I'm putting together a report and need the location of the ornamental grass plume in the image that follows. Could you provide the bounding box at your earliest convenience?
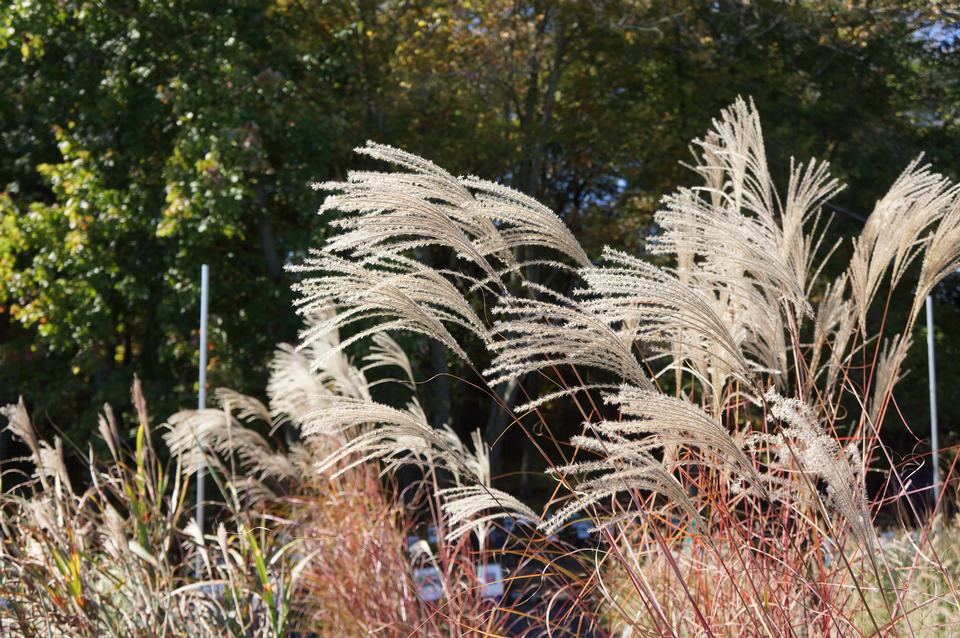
[287,96,960,636]
[5,97,960,637]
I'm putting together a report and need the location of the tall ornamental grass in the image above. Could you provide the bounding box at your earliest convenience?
[3,98,960,636]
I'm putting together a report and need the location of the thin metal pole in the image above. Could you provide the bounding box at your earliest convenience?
[196,264,209,575]
[925,295,940,510]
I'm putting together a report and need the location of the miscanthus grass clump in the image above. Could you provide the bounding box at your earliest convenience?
[3,98,960,637]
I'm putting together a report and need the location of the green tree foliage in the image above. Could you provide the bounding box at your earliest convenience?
[0,0,957,468]
[0,1,337,442]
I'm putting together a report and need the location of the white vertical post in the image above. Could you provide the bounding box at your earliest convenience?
[196,264,209,575]
[925,294,940,510]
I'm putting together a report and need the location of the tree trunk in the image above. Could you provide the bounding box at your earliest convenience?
[257,198,284,284]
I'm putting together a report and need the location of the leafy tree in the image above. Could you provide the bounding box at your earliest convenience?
[0,0,957,484]
[0,1,338,443]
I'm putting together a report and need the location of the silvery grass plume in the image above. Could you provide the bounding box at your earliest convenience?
[541,387,756,535]
[289,97,960,563]
[167,308,492,502]
[438,430,543,546]
[484,285,654,396]
[164,309,382,502]
[291,336,491,486]
[849,158,959,332]
[162,398,302,501]
[298,141,596,372]
[440,483,542,544]
[359,337,486,482]
[912,191,960,317]
[868,334,912,428]
[300,397,475,480]
[808,272,856,397]
[762,390,873,553]
[267,309,371,436]
[656,100,841,320]
[313,141,590,273]
[578,249,758,395]
[544,446,697,537]
[651,100,848,403]
[289,253,489,364]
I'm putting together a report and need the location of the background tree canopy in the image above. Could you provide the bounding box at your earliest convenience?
[1,0,958,493]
